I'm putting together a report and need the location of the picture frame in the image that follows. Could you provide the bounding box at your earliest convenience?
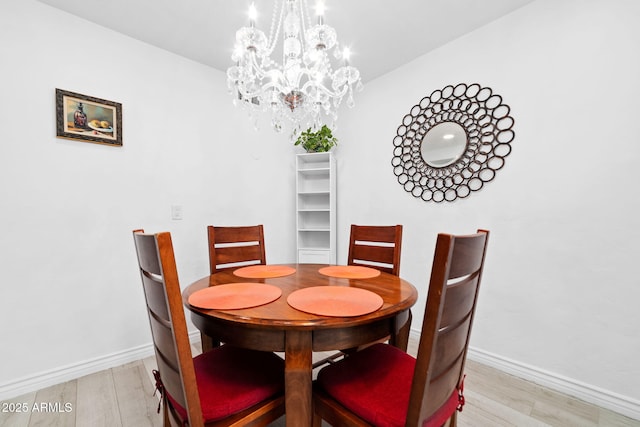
[56,89,123,147]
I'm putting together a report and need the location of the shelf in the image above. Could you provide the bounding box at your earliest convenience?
[298,231,330,249]
[297,193,329,211]
[296,153,335,264]
[298,168,330,175]
[298,210,329,230]
[298,249,331,264]
[297,175,330,192]
[297,152,331,170]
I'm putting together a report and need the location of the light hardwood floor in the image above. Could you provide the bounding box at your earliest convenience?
[2,340,638,427]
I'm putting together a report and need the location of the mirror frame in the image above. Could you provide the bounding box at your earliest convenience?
[391,83,515,202]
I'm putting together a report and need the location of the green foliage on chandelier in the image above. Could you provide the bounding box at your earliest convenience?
[294,125,338,152]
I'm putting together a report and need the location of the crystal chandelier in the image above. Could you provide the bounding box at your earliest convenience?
[226,0,363,137]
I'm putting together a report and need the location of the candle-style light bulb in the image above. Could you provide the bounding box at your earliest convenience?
[315,1,325,24]
[343,47,351,65]
[248,2,257,27]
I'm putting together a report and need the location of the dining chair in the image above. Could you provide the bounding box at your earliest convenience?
[132,230,285,427]
[313,224,406,369]
[313,229,490,427]
[349,224,410,349]
[348,224,403,276]
[203,224,267,351]
[208,225,266,274]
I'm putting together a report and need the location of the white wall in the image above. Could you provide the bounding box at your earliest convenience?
[0,0,297,393]
[335,0,640,410]
[2,0,640,419]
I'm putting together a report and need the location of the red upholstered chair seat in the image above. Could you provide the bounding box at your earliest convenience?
[165,345,284,423]
[316,343,462,427]
[316,343,414,427]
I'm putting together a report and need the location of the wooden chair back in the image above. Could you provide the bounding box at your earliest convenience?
[132,229,204,426]
[347,224,403,276]
[407,229,490,426]
[208,225,266,274]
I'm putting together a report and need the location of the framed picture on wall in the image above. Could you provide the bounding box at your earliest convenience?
[55,89,123,147]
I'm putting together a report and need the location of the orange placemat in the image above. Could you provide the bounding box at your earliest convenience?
[287,286,383,317]
[318,265,381,279]
[188,283,282,310]
[233,265,297,278]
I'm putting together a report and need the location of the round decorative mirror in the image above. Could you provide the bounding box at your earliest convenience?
[392,83,515,202]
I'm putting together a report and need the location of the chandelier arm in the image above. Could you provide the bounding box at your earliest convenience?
[247,52,270,81]
[286,65,311,90]
[300,79,350,98]
[239,81,286,99]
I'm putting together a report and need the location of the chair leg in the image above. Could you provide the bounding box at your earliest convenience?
[200,332,220,353]
[162,396,171,427]
[449,410,457,427]
[312,412,323,427]
[390,310,412,352]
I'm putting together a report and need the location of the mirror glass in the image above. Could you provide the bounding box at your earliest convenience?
[421,122,467,167]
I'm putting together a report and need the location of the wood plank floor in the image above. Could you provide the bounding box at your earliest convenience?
[2,339,638,427]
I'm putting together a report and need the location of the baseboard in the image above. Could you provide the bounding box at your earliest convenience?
[467,346,640,421]
[0,331,201,402]
[4,334,639,422]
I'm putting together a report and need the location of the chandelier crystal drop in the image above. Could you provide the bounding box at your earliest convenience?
[227,0,363,137]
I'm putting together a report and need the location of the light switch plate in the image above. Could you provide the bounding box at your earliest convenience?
[171,205,183,220]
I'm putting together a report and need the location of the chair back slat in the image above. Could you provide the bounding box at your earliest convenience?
[148,312,181,373]
[154,335,188,410]
[208,225,266,273]
[348,224,403,276]
[132,230,204,427]
[449,236,487,279]
[134,232,162,274]
[213,225,264,243]
[421,353,465,417]
[214,245,264,268]
[351,245,397,266]
[439,274,480,331]
[140,273,170,322]
[408,229,489,426]
[351,225,400,243]
[430,315,472,379]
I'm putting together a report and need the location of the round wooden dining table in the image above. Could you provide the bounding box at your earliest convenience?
[182,263,418,427]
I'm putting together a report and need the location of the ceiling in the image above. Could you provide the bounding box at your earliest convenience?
[37,0,535,82]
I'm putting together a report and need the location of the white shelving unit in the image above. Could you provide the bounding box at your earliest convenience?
[296,152,336,264]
